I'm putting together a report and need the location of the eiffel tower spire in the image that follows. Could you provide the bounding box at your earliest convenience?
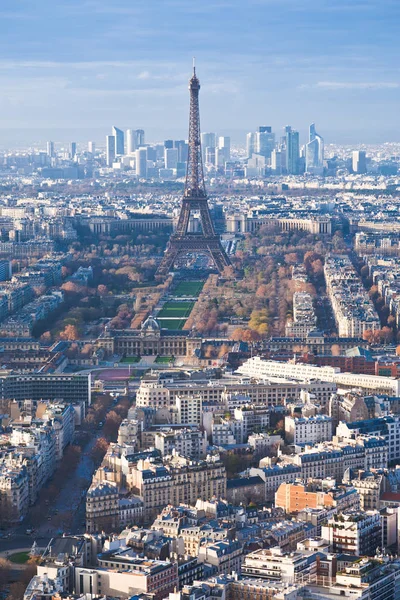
[156,65,231,278]
[184,63,206,199]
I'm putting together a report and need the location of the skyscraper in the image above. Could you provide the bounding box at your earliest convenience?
[218,136,231,162]
[256,126,275,159]
[352,150,367,174]
[164,139,174,149]
[106,135,116,167]
[271,149,285,174]
[126,130,136,154]
[305,123,324,173]
[135,129,145,147]
[135,148,147,178]
[112,127,124,156]
[285,127,300,174]
[70,142,77,159]
[201,132,216,162]
[164,147,178,169]
[88,141,95,154]
[205,147,216,166]
[246,132,257,159]
[47,141,55,158]
[174,140,188,163]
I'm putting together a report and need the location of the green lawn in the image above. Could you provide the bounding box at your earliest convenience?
[157,301,194,318]
[174,280,204,297]
[120,356,140,363]
[155,356,174,364]
[9,552,30,564]
[157,318,186,330]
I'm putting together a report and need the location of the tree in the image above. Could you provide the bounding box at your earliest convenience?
[381,326,394,343]
[103,411,122,440]
[40,331,52,343]
[284,253,298,265]
[7,582,26,600]
[97,284,109,296]
[230,328,260,342]
[0,558,11,588]
[59,324,79,340]
[61,281,86,294]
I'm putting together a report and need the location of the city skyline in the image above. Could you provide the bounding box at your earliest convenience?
[0,0,399,144]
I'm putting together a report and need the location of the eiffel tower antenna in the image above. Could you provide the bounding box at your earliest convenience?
[156,64,231,278]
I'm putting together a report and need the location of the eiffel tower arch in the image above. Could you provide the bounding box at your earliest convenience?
[156,66,231,278]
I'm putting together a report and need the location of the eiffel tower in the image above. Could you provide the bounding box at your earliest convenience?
[156,64,231,278]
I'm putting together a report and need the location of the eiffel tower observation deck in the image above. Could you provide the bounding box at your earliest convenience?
[156,64,231,278]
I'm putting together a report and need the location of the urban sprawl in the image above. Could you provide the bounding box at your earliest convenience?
[3,68,400,600]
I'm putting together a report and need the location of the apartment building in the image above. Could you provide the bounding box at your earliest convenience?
[0,464,29,525]
[321,510,381,555]
[127,453,226,521]
[284,414,332,444]
[86,481,119,533]
[324,254,380,337]
[136,375,336,411]
[285,292,317,337]
[75,559,178,600]
[197,540,243,575]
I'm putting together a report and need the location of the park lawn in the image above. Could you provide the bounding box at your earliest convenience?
[120,356,140,363]
[155,356,174,364]
[174,280,204,297]
[9,552,30,564]
[157,301,194,318]
[157,318,186,330]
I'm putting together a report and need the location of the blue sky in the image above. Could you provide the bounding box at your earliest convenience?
[0,0,399,145]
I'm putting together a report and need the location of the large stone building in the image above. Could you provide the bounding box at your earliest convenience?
[126,452,226,521]
[96,318,201,358]
[136,374,336,410]
[86,480,119,533]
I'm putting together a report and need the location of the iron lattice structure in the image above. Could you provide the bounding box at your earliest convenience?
[156,67,231,277]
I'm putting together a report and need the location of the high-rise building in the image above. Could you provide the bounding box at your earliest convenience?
[173,140,188,163]
[305,123,324,173]
[70,142,77,159]
[126,129,136,154]
[218,136,231,162]
[88,141,95,154]
[164,147,178,169]
[201,132,216,149]
[285,127,300,174]
[256,126,275,159]
[106,135,116,167]
[112,126,124,156]
[164,139,174,149]
[135,129,145,147]
[271,149,285,174]
[215,146,226,168]
[205,147,216,166]
[246,132,257,159]
[201,132,216,161]
[135,147,147,178]
[46,141,54,158]
[352,150,367,174]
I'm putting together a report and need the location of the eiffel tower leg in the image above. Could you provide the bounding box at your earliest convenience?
[176,200,191,236]
[156,244,180,278]
[199,204,215,237]
[209,246,231,273]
